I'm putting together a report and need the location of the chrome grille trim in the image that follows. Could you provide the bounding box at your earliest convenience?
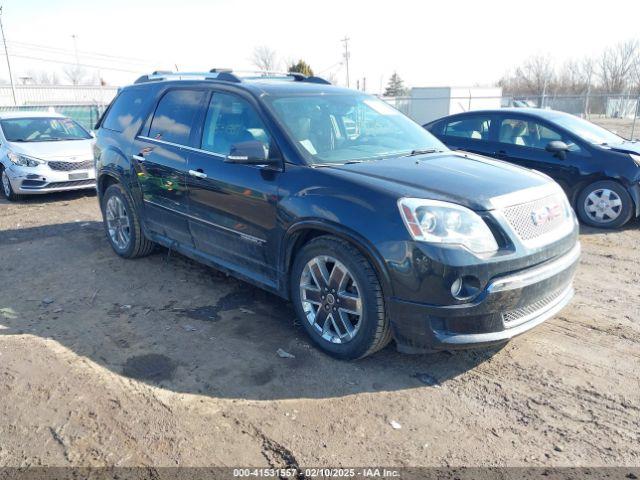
[502,285,572,328]
[48,160,94,171]
[502,193,567,241]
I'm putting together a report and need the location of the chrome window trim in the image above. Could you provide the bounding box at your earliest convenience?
[137,135,227,159]
[143,199,265,244]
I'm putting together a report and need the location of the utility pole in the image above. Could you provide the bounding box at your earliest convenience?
[71,34,79,65]
[0,7,17,106]
[341,36,350,88]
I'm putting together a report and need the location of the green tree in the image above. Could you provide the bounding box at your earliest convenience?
[288,59,314,77]
[384,72,408,96]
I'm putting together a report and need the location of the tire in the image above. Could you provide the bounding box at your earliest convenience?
[101,183,154,258]
[1,165,23,201]
[576,180,633,229]
[291,236,391,360]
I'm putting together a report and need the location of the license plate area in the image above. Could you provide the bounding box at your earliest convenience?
[69,172,89,180]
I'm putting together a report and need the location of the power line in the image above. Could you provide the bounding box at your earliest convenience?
[7,39,159,64]
[7,53,145,73]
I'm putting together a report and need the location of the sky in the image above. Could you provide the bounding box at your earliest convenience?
[2,0,639,93]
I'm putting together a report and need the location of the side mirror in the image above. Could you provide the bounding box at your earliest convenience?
[225,140,274,165]
[546,140,569,160]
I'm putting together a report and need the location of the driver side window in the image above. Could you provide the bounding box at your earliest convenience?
[499,117,580,152]
[201,92,271,156]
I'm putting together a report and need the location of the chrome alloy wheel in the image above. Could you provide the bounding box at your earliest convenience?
[299,255,362,344]
[105,195,131,250]
[1,170,11,198]
[584,188,622,224]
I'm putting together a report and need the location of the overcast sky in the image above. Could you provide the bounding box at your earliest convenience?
[2,0,639,92]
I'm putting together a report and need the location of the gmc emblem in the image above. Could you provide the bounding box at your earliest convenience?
[531,203,563,226]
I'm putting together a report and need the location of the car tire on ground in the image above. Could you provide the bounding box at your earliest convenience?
[576,180,633,229]
[291,236,392,360]
[1,165,22,202]
[101,183,154,258]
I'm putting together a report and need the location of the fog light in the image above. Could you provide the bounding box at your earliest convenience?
[451,278,463,298]
[450,275,481,300]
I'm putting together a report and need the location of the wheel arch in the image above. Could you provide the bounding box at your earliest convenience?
[280,220,394,301]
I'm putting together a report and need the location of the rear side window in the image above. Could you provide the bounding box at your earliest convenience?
[148,89,205,145]
[102,89,145,132]
[444,116,492,140]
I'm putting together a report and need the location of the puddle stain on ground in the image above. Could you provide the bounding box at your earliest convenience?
[177,288,291,322]
[122,354,176,381]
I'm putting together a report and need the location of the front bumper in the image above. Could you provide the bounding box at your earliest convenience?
[389,242,581,353]
[5,163,96,194]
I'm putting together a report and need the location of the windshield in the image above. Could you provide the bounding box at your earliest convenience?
[0,117,92,142]
[551,114,625,145]
[266,94,447,164]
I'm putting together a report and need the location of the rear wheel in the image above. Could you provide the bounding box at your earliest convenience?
[1,166,22,201]
[101,183,154,258]
[291,236,391,360]
[576,180,633,229]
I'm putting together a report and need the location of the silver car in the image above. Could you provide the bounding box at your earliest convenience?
[0,111,96,201]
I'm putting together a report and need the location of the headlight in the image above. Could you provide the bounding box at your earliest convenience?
[398,198,498,254]
[630,154,640,167]
[7,152,45,167]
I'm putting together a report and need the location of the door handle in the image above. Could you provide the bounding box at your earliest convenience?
[495,150,508,158]
[189,169,207,179]
[132,154,146,162]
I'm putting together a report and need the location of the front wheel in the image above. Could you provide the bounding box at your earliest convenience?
[1,166,22,201]
[291,236,391,360]
[576,180,633,229]
[101,183,154,258]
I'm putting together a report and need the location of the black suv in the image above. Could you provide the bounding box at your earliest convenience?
[95,70,580,359]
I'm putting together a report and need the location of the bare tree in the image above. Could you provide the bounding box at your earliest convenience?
[499,55,555,96]
[63,64,88,85]
[26,69,60,85]
[516,54,555,95]
[599,39,639,92]
[252,46,278,73]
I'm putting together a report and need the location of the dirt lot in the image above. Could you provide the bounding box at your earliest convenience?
[0,190,639,469]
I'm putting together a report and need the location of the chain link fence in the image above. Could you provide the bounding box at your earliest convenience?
[382,92,640,139]
[0,85,638,138]
[0,85,118,131]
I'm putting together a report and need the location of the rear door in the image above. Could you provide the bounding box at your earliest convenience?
[131,88,207,247]
[185,90,282,287]
[437,114,498,156]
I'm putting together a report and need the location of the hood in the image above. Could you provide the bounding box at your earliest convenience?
[603,141,640,155]
[8,138,95,161]
[324,151,553,210]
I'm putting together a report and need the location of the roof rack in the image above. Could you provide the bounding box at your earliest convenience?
[133,69,331,85]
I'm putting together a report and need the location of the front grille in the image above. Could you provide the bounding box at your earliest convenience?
[501,193,567,242]
[502,287,567,327]
[48,160,94,171]
[43,179,96,189]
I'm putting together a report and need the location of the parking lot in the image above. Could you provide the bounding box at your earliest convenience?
[0,190,639,468]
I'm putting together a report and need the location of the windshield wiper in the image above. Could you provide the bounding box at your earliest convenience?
[401,148,441,157]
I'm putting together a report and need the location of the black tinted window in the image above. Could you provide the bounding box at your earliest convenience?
[102,89,145,132]
[444,116,492,140]
[201,93,271,155]
[149,89,205,145]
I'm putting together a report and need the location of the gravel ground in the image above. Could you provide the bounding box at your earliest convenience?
[0,191,639,469]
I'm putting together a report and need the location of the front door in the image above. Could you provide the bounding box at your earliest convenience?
[186,90,282,287]
[494,116,584,192]
[132,88,207,247]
